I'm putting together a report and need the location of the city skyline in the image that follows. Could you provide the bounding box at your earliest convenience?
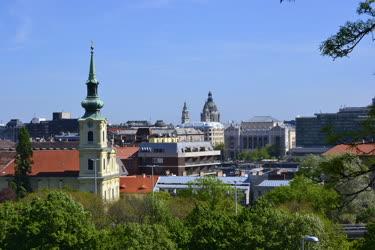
[1,0,374,124]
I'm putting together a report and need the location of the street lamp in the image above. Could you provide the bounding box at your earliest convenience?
[234,180,238,215]
[90,158,100,195]
[301,235,319,250]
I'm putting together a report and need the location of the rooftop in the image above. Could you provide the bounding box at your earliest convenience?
[257,180,290,187]
[245,116,280,123]
[323,143,375,156]
[115,146,139,159]
[119,175,159,194]
[1,150,80,177]
[179,121,224,129]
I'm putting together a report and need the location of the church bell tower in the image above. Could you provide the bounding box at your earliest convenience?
[78,45,119,201]
[181,102,190,124]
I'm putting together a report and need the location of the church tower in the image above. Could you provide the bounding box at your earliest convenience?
[201,91,220,122]
[181,102,190,124]
[78,45,119,201]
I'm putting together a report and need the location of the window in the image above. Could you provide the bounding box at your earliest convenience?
[103,158,106,170]
[102,131,105,142]
[88,159,94,170]
[88,131,93,143]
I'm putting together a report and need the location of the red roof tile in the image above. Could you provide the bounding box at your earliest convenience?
[119,175,159,194]
[0,151,16,169]
[1,150,80,177]
[115,146,139,159]
[324,143,375,156]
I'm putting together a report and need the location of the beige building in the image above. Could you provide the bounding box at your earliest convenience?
[225,116,296,159]
[179,122,224,147]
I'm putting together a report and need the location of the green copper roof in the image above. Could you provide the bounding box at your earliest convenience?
[87,44,98,84]
[81,45,105,119]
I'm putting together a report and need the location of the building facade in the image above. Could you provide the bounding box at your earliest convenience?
[296,97,375,147]
[180,122,225,147]
[224,116,296,159]
[78,46,119,201]
[138,141,221,176]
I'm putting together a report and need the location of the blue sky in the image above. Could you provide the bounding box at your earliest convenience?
[0,0,374,124]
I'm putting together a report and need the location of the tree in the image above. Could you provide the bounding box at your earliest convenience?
[0,187,16,203]
[281,0,375,59]
[361,223,375,250]
[320,0,375,59]
[185,204,239,250]
[298,154,375,223]
[14,127,33,197]
[0,191,98,249]
[236,205,350,250]
[261,176,340,216]
[183,176,238,211]
[100,223,177,250]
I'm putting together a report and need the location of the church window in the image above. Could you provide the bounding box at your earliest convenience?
[88,131,93,143]
[103,158,106,170]
[103,131,105,142]
[88,159,94,170]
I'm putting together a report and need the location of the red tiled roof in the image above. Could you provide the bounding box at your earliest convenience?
[0,151,16,169]
[324,143,375,156]
[115,146,139,159]
[1,150,80,177]
[119,175,159,194]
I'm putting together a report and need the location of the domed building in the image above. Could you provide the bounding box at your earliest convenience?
[201,91,220,122]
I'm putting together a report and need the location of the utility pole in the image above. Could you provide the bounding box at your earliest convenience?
[234,180,238,215]
[91,158,100,196]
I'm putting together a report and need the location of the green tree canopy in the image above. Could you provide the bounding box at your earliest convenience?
[237,205,350,250]
[0,191,97,249]
[100,223,177,250]
[14,127,33,197]
[261,176,340,216]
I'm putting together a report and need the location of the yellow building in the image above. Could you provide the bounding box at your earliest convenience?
[149,136,179,143]
[0,46,120,201]
[78,45,119,201]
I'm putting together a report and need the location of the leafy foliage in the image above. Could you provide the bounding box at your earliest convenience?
[282,0,375,59]
[237,205,350,250]
[14,127,33,197]
[186,204,239,250]
[100,223,177,250]
[182,176,239,212]
[238,146,272,161]
[321,0,375,59]
[261,176,340,216]
[0,191,97,249]
[298,154,375,223]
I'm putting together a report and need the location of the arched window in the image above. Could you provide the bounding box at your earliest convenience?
[88,131,93,143]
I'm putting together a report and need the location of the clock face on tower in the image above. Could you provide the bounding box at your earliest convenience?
[87,121,93,128]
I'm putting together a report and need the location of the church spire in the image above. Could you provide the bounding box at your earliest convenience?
[181,101,190,124]
[81,44,104,118]
[88,43,97,84]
